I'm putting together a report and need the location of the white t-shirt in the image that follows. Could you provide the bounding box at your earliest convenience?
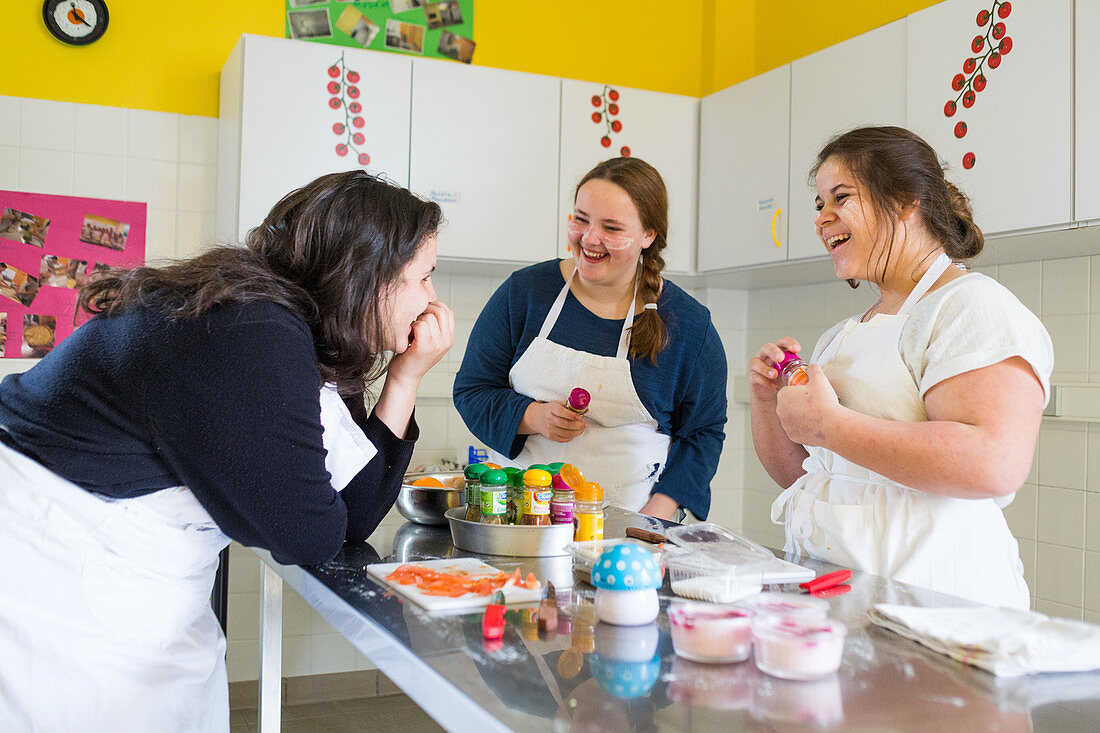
[811,272,1054,406]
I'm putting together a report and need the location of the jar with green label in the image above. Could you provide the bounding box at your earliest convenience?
[479,469,509,525]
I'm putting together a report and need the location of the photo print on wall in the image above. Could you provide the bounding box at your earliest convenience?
[285,0,474,64]
[0,190,145,358]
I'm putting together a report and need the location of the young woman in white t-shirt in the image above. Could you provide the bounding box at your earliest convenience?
[750,126,1053,609]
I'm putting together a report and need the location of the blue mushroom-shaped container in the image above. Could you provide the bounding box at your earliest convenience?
[590,652,661,699]
[591,544,662,626]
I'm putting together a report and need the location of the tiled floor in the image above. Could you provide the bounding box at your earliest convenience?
[229,694,445,733]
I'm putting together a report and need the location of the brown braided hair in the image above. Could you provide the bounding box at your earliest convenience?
[574,157,669,363]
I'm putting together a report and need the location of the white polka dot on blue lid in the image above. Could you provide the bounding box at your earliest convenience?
[624,576,634,587]
[616,560,626,571]
[631,560,641,571]
[593,572,601,583]
[607,575,616,586]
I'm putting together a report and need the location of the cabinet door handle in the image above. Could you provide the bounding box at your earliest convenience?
[771,208,782,248]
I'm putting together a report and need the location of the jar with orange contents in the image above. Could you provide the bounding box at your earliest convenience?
[775,350,809,387]
[574,481,604,541]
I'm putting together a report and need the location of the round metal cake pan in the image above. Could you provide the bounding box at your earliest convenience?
[446,508,574,557]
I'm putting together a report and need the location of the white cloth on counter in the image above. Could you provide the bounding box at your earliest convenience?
[868,603,1100,677]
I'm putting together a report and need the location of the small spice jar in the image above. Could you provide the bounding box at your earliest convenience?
[574,481,604,541]
[521,469,553,526]
[566,387,591,416]
[463,463,489,521]
[507,468,525,524]
[775,350,809,387]
[550,473,575,525]
[479,469,509,524]
[502,467,522,524]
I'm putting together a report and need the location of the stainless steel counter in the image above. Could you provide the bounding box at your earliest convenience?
[254,507,1100,732]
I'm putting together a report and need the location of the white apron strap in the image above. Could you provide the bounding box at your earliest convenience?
[537,273,574,341]
[545,265,640,360]
[896,252,954,319]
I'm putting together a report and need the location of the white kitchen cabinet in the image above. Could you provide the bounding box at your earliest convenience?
[697,65,790,271]
[409,59,560,263]
[906,0,1072,235]
[558,80,698,274]
[217,35,413,245]
[788,20,908,260]
[1075,0,1100,223]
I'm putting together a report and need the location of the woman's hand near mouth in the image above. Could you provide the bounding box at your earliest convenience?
[376,300,454,437]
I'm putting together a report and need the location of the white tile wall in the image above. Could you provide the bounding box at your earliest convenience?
[735,255,1100,621]
[0,95,218,263]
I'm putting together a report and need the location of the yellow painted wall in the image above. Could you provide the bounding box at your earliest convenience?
[1,0,941,117]
[477,1,707,99]
[746,0,942,89]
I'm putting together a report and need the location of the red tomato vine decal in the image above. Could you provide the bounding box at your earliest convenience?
[943,1,1013,169]
[590,86,630,157]
[327,52,370,166]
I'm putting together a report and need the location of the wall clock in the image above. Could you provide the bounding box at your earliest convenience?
[43,0,109,46]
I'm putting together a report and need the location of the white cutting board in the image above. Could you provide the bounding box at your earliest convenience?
[366,558,543,612]
[761,557,816,585]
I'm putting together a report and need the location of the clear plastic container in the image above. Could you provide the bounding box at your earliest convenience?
[565,538,687,579]
[737,591,828,621]
[666,522,775,558]
[668,603,754,664]
[751,615,846,680]
[666,552,764,604]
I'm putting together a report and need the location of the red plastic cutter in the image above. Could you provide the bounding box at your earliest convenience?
[799,569,852,597]
[482,591,506,640]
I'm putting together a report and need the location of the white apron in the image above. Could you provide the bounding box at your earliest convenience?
[489,268,670,511]
[0,383,375,732]
[770,253,1029,610]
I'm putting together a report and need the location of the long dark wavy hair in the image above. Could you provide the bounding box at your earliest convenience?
[811,126,983,289]
[79,170,442,394]
[575,157,670,364]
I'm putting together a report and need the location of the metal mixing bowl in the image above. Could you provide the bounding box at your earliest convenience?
[397,471,465,525]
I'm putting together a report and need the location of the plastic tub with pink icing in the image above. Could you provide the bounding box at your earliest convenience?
[668,603,754,664]
[751,615,847,680]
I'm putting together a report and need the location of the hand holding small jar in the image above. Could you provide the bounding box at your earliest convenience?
[520,401,587,443]
[748,337,804,402]
[774,363,842,448]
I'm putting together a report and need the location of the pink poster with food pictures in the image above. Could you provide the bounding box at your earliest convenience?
[0,190,146,358]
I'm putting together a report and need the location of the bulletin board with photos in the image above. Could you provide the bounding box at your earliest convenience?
[0,191,146,358]
[285,0,475,64]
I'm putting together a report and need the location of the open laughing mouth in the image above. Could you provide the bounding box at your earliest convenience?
[825,233,851,251]
[581,247,608,262]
